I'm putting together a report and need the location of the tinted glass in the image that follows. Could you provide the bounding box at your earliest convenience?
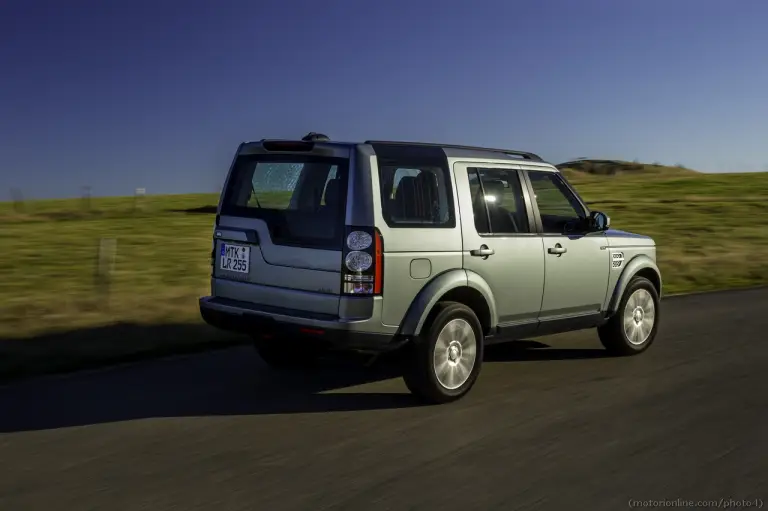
[527,171,586,234]
[467,167,530,234]
[221,154,348,249]
[372,144,455,228]
[378,165,453,227]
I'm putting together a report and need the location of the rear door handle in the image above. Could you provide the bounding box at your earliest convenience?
[548,243,567,255]
[470,245,495,257]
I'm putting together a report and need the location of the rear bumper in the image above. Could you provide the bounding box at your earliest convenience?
[199,296,404,354]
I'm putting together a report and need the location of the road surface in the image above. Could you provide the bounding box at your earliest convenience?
[1,288,766,510]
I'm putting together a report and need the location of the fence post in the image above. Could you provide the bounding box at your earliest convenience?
[134,187,146,213]
[10,188,25,214]
[81,186,92,214]
[95,238,117,308]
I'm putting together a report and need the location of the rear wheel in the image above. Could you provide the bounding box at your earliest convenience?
[598,276,660,356]
[252,337,325,369]
[402,302,484,404]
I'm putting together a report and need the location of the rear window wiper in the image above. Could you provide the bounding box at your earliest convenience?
[249,189,263,209]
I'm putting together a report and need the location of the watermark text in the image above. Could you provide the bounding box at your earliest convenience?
[628,498,763,509]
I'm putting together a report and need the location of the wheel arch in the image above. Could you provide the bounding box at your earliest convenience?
[398,269,497,337]
[606,255,663,315]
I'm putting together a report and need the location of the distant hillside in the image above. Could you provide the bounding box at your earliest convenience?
[556,159,700,177]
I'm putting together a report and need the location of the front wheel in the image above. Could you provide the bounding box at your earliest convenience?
[402,302,484,404]
[598,276,660,356]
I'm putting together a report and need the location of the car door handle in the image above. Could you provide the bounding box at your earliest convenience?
[548,244,567,255]
[470,245,495,257]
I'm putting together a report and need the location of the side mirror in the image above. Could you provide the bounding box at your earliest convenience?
[589,211,610,231]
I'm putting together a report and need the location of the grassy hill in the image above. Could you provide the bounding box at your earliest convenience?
[557,159,699,178]
[1,168,767,344]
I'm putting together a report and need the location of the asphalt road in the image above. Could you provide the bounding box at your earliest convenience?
[1,288,766,511]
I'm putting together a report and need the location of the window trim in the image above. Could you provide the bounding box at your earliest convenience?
[521,169,593,236]
[467,166,537,237]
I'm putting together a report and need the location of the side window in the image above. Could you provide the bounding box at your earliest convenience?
[467,167,530,234]
[527,171,587,234]
[379,164,454,227]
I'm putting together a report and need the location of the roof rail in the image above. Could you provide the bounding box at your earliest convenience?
[364,140,543,162]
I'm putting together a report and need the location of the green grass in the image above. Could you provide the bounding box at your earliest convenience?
[1,167,767,377]
[569,171,768,293]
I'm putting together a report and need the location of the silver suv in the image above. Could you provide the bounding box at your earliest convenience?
[200,133,662,403]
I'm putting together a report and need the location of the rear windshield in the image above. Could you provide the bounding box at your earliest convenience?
[220,154,349,250]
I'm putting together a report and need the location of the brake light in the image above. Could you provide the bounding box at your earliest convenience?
[341,227,383,296]
[374,230,383,294]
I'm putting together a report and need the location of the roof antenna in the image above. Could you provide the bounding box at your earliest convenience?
[302,132,330,142]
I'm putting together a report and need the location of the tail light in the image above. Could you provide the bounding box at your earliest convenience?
[341,226,383,296]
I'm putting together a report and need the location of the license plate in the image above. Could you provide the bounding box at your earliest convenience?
[219,243,250,274]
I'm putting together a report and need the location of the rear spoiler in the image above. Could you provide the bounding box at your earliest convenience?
[256,132,331,152]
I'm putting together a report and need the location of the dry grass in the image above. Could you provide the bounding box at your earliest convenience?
[0,197,216,339]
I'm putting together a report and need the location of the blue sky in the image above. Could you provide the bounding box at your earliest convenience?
[1,0,767,200]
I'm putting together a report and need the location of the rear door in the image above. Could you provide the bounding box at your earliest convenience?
[454,162,546,327]
[212,141,351,316]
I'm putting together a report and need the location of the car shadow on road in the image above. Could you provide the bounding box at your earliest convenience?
[0,323,609,433]
[484,340,611,362]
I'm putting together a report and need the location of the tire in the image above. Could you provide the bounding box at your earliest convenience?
[252,337,325,370]
[598,276,660,356]
[402,301,484,404]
